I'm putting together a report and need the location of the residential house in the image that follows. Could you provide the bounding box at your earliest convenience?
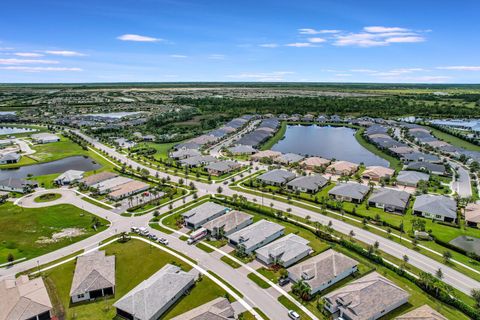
[180,155,217,167]
[286,175,328,193]
[406,162,447,175]
[300,157,331,170]
[257,169,296,186]
[0,275,53,320]
[362,166,395,181]
[326,161,359,176]
[396,170,430,187]
[401,152,441,163]
[107,180,150,201]
[170,149,201,160]
[413,195,457,223]
[256,234,312,267]
[54,170,84,185]
[227,220,285,254]
[80,171,118,187]
[0,152,21,164]
[70,251,115,303]
[31,133,60,144]
[465,203,480,228]
[170,297,235,320]
[288,249,358,295]
[227,145,257,155]
[324,272,410,320]
[274,153,305,165]
[202,210,253,238]
[328,183,370,203]
[0,178,38,193]
[182,202,229,229]
[251,150,282,161]
[205,161,241,176]
[114,264,195,320]
[174,142,200,151]
[91,176,134,194]
[395,305,447,320]
[368,188,410,214]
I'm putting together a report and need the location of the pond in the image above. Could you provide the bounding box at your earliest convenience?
[0,126,37,135]
[271,124,389,166]
[84,111,143,119]
[0,156,102,180]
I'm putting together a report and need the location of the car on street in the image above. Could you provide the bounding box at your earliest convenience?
[158,238,169,245]
[131,226,139,233]
[288,310,300,320]
[149,234,158,241]
[278,277,289,286]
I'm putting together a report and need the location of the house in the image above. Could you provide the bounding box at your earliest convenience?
[368,188,410,214]
[251,150,282,161]
[227,145,257,155]
[0,152,21,164]
[70,251,115,303]
[401,152,441,163]
[202,210,253,238]
[170,297,235,320]
[54,170,84,185]
[182,202,229,229]
[80,171,118,187]
[0,178,38,193]
[324,272,410,320]
[170,149,201,160]
[257,169,296,186]
[286,175,328,193]
[300,157,331,170]
[396,170,430,187]
[413,195,457,223]
[465,203,480,228]
[107,180,150,201]
[288,249,358,295]
[228,220,285,254]
[0,139,12,147]
[274,153,305,165]
[389,146,415,155]
[205,161,241,176]
[180,155,217,167]
[92,176,133,194]
[406,162,447,175]
[395,304,447,320]
[326,161,359,176]
[328,183,370,203]
[362,166,395,181]
[174,142,200,151]
[256,234,312,267]
[114,264,195,320]
[0,275,53,320]
[31,133,60,144]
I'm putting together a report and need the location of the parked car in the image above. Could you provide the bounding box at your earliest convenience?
[288,310,300,320]
[278,277,289,286]
[131,226,139,233]
[149,234,158,241]
[158,238,169,245]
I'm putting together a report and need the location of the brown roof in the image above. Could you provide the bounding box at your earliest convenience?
[80,171,118,186]
[326,161,358,173]
[300,157,331,168]
[465,203,480,224]
[108,180,149,198]
[362,166,395,179]
[395,304,447,320]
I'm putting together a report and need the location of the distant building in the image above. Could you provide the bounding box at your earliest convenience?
[0,152,21,164]
[274,153,305,165]
[300,157,331,170]
[204,161,241,176]
[107,180,150,201]
[227,145,257,155]
[251,150,282,161]
[80,171,118,187]
[54,170,84,185]
[31,133,60,144]
[0,178,38,193]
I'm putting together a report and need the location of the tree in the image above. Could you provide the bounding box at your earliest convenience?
[7,253,14,264]
[443,250,452,263]
[292,280,311,301]
[217,186,223,194]
[373,241,380,251]
[471,289,480,308]
[349,230,355,239]
[436,268,443,279]
[403,254,409,264]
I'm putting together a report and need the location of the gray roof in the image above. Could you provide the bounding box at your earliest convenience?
[175,142,200,150]
[413,195,457,219]
[0,178,37,189]
[0,152,21,161]
[401,152,440,163]
[202,210,253,234]
[328,183,369,200]
[257,169,296,185]
[256,234,311,264]
[276,153,305,164]
[325,272,410,320]
[397,170,430,185]
[204,161,238,172]
[406,162,446,174]
[70,251,115,296]
[288,249,358,291]
[114,264,195,320]
[228,220,284,250]
[180,155,217,166]
[368,188,410,209]
[286,175,328,191]
[171,149,201,159]
[182,202,228,225]
[170,297,235,320]
[227,145,257,154]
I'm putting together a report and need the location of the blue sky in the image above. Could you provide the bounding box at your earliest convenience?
[1,0,479,83]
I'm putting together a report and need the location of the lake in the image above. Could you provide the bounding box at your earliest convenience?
[0,156,102,180]
[0,126,37,135]
[271,125,389,166]
[84,111,142,119]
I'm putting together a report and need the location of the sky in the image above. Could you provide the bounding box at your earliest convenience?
[1,0,479,83]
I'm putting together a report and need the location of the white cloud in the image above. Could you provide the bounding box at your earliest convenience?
[45,50,86,56]
[117,34,162,42]
[298,28,341,34]
[334,33,388,47]
[386,36,424,43]
[1,66,82,72]
[437,66,480,71]
[208,54,225,60]
[0,58,59,65]
[227,71,293,81]
[350,69,378,73]
[286,42,313,47]
[14,52,44,57]
[259,43,279,48]
[307,37,326,43]
[335,73,352,77]
[363,26,408,33]
[170,54,187,58]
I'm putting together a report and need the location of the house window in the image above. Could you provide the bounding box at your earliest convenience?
[78,294,84,298]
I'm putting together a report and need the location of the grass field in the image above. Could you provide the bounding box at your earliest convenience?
[40,239,229,320]
[260,121,287,150]
[0,202,108,264]
[34,193,61,202]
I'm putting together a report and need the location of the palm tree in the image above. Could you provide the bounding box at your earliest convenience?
[292,280,311,301]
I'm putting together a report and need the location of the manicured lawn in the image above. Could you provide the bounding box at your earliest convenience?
[260,121,287,150]
[196,242,215,253]
[428,126,480,152]
[0,202,108,264]
[41,239,229,320]
[34,193,61,203]
[247,272,271,288]
[81,197,112,210]
[28,135,89,163]
[134,141,180,160]
[220,255,241,268]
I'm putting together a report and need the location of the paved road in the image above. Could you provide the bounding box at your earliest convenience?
[449,161,472,198]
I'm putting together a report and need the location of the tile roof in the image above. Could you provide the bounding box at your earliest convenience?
[413,195,457,219]
[70,251,115,296]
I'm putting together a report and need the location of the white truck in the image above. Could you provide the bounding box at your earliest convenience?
[187,227,208,245]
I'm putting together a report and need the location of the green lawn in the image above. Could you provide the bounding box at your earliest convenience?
[260,121,287,150]
[34,193,61,203]
[428,126,480,152]
[81,197,112,210]
[247,272,271,288]
[41,239,229,320]
[0,202,108,264]
[220,255,242,268]
[355,127,403,170]
[134,141,180,160]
